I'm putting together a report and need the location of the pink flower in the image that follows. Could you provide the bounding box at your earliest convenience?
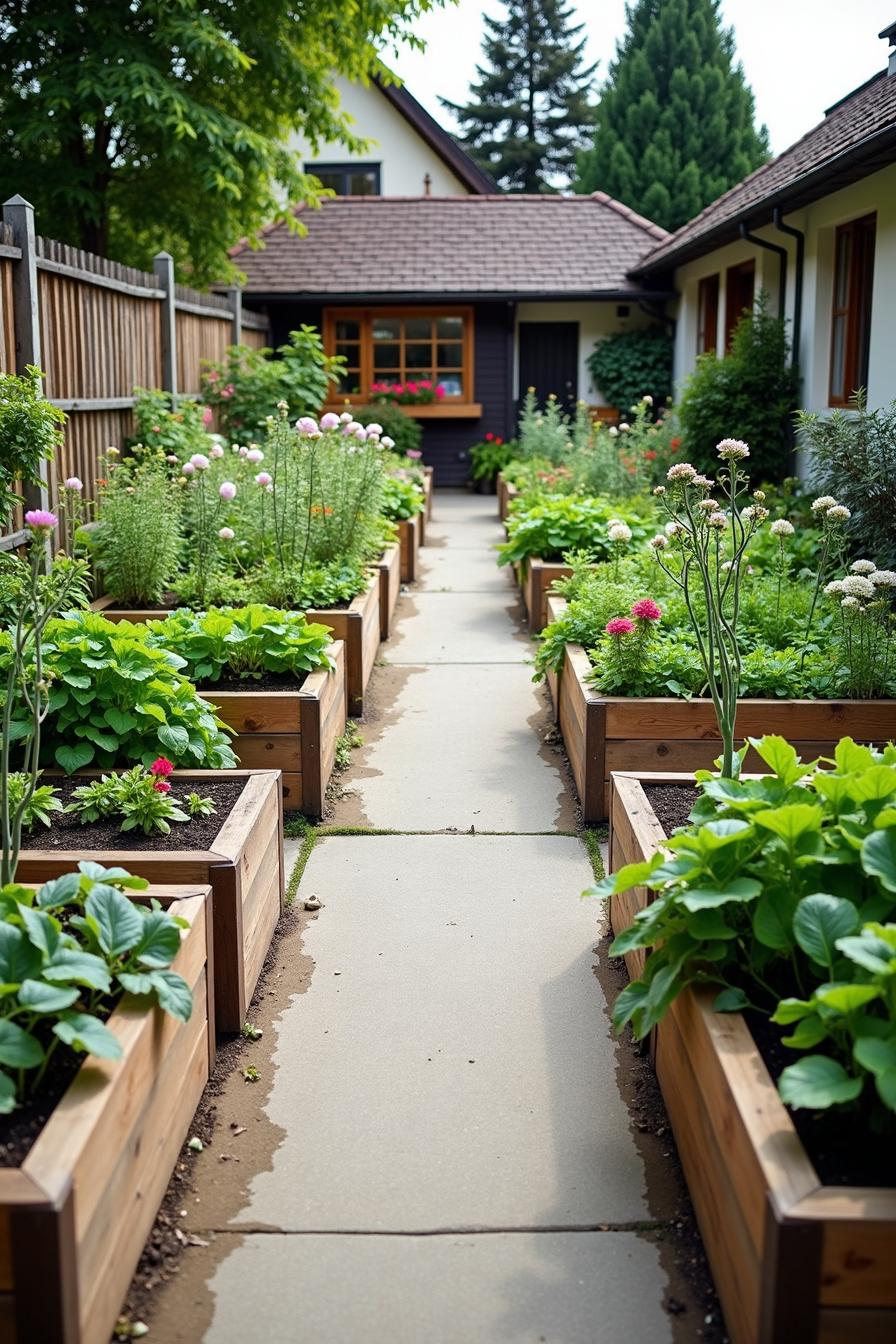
[153,778,171,793]
[182,462,195,476]
[406,449,423,459]
[202,406,213,427]
[220,384,235,399]
[246,447,263,463]
[151,425,161,434]
[354,427,367,441]
[219,481,237,500]
[24,509,58,532]
[606,617,635,637]
[436,385,446,399]
[255,471,272,487]
[207,370,219,383]
[407,382,418,394]
[191,453,210,470]
[150,757,174,777]
[320,412,340,431]
[218,526,235,540]
[631,598,662,622]
[297,416,319,435]
[209,443,225,459]
[64,477,83,492]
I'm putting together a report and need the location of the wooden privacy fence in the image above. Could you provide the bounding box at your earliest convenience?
[0,195,269,547]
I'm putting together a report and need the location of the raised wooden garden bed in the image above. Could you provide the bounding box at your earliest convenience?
[423,466,434,523]
[0,886,213,1344]
[607,771,896,1344]
[376,543,401,641]
[496,473,520,522]
[16,770,284,1034]
[305,570,379,717]
[524,558,575,632]
[399,515,421,584]
[546,596,896,824]
[197,642,346,817]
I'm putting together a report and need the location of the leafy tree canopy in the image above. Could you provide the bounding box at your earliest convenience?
[575,0,769,231]
[441,0,596,192]
[0,0,441,284]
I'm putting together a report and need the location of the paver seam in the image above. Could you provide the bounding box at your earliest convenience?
[178,1221,676,1238]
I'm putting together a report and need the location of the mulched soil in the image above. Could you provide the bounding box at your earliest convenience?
[19,778,247,853]
[642,783,700,835]
[196,670,308,694]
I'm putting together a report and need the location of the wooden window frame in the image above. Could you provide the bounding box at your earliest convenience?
[696,273,720,355]
[323,306,478,416]
[724,260,755,351]
[828,213,876,407]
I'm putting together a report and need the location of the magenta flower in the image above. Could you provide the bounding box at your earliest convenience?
[631,598,662,622]
[201,406,213,427]
[246,447,263,464]
[182,462,196,476]
[606,617,635,637]
[219,481,237,501]
[24,509,58,532]
[220,384,235,399]
[406,449,423,459]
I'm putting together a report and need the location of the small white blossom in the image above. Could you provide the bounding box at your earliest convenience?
[840,574,875,598]
[642,394,653,406]
[841,595,861,609]
[608,521,632,544]
[652,484,666,496]
[619,423,631,433]
[871,570,896,587]
[811,495,838,512]
[769,519,795,537]
[824,579,845,596]
[721,560,734,572]
[851,560,877,574]
[692,474,713,489]
[340,411,353,423]
[827,505,851,522]
[608,425,619,437]
[707,512,728,529]
[697,498,720,512]
[753,489,766,502]
[667,463,697,483]
[649,534,668,550]
[218,527,235,541]
[665,521,685,538]
[381,436,395,449]
[716,438,750,460]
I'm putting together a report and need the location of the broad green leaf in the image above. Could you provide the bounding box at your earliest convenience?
[815,982,881,1014]
[849,766,896,806]
[104,707,137,735]
[85,885,143,957]
[0,1072,16,1114]
[55,742,95,773]
[781,1014,828,1049]
[36,871,82,908]
[20,906,60,959]
[17,979,79,1013]
[134,910,182,968]
[772,998,814,1025]
[0,1019,43,1068]
[874,1069,896,1110]
[44,949,112,993]
[853,1036,896,1076]
[861,829,896,892]
[135,701,166,723]
[713,987,750,1013]
[834,738,876,773]
[754,804,823,844]
[157,723,190,755]
[793,894,859,968]
[836,930,895,975]
[0,924,41,986]
[874,807,896,828]
[149,970,193,1022]
[680,877,761,911]
[778,1055,863,1109]
[611,978,650,1034]
[747,736,808,786]
[699,818,752,846]
[53,1012,122,1060]
[118,971,154,996]
[753,889,798,950]
[685,909,739,940]
[812,773,857,809]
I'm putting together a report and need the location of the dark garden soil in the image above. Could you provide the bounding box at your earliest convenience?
[19,778,247,852]
[0,1033,95,1167]
[197,670,308,694]
[641,782,896,1190]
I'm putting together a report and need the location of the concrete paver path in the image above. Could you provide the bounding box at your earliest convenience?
[148,492,699,1343]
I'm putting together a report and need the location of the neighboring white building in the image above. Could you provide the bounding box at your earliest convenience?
[287,75,496,198]
[632,21,896,417]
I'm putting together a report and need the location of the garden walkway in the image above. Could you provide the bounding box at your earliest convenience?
[147,493,704,1343]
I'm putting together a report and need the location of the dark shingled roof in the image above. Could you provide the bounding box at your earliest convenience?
[232,194,669,300]
[633,69,896,276]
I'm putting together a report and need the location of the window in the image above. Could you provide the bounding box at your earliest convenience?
[829,213,876,406]
[696,274,719,354]
[724,260,755,350]
[323,308,474,403]
[306,163,381,196]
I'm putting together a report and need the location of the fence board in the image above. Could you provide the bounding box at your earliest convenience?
[0,258,14,373]
[175,309,231,397]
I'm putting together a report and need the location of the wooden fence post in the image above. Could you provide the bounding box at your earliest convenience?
[227,284,242,347]
[153,251,177,400]
[3,194,50,514]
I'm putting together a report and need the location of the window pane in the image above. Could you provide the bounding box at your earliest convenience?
[372,319,401,341]
[373,343,400,368]
[335,369,361,395]
[436,372,463,397]
[436,342,463,366]
[335,320,360,341]
[834,231,851,308]
[436,317,463,339]
[314,171,343,193]
[404,318,432,340]
[348,171,377,196]
[335,343,359,363]
[405,342,433,369]
[830,314,846,401]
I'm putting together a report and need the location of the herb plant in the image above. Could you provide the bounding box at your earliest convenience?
[5,774,61,831]
[148,605,334,684]
[66,759,215,836]
[93,449,183,604]
[590,736,896,1120]
[468,434,516,484]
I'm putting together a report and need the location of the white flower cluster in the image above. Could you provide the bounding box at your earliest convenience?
[667,462,697,483]
[810,494,851,524]
[716,438,750,460]
[851,559,876,574]
[811,495,837,512]
[769,519,795,537]
[841,574,876,599]
[649,534,668,550]
[607,520,632,544]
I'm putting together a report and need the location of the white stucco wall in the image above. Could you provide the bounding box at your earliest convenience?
[669,161,896,415]
[287,77,472,196]
[514,300,657,406]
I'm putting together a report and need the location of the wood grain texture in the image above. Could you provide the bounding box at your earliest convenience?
[377,544,401,640]
[306,574,380,717]
[399,515,421,582]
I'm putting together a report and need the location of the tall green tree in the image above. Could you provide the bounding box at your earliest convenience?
[575,0,769,231]
[441,0,596,192]
[0,0,440,284]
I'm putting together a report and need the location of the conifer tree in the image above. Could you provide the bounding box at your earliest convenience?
[575,0,769,231]
[441,0,596,192]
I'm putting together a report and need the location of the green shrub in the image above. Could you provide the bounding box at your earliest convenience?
[679,296,800,481]
[0,368,65,529]
[129,388,211,460]
[147,605,334,683]
[93,452,182,604]
[380,474,425,521]
[201,327,341,437]
[468,435,516,483]
[586,328,673,412]
[0,553,91,629]
[497,495,654,567]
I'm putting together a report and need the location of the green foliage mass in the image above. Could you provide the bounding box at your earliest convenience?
[0,0,444,283]
[0,611,237,773]
[497,495,655,567]
[468,436,517,484]
[575,0,769,231]
[0,369,65,530]
[441,0,596,191]
[351,403,422,456]
[0,554,91,630]
[147,605,334,684]
[679,298,800,482]
[129,389,211,461]
[92,452,183,605]
[202,329,341,438]
[0,864,192,1113]
[590,736,896,1122]
[586,328,673,412]
[379,474,425,522]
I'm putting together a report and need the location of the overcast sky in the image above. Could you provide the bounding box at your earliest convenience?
[389,0,895,158]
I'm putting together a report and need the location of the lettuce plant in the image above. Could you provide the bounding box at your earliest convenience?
[590,736,896,1119]
[147,604,333,684]
[380,474,425,522]
[497,495,653,567]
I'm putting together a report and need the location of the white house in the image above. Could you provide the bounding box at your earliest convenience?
[632,21,896,417]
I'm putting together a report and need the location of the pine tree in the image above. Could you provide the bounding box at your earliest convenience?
[575,0,769,231]
[441,0,597,192]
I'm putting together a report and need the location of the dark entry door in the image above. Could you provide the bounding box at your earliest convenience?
[518,322,579,411]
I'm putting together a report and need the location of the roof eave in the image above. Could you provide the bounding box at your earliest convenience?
[374,78,499,195]
[631,121,896,278]
[241,287,675,304]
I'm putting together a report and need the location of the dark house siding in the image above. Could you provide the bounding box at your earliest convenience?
[253,299,515,487]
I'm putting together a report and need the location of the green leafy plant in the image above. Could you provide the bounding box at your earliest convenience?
[1,611,237,774]
[6,774,61,831]
[679,296,800,482]
[589,736,896,1121]
[0,864,192,1112]
[380,474,425,522]
[586,328,673,413]
[93,449,183,604]
[66,760,215,836]
[147,605,333,684]
[0,552,91,630]
[129,388,213,462]
[515,389,573,464]
[253,560,371,612]
[0,368,65,530]
[497,495,653,568]
[349,402,422,457]
[201,329,341,437]
[468,434,516,484]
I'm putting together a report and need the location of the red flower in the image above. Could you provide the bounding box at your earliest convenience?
[150,757,174,777]
[495,437,503,445]
[645,449,657,461]
[153,779,172,793]
[670,437,682,451]
[485,432,494,441]
[631,598,662,622]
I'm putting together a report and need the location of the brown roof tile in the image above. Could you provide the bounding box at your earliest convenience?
[232,195,668,298]
[634,71,896,275]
